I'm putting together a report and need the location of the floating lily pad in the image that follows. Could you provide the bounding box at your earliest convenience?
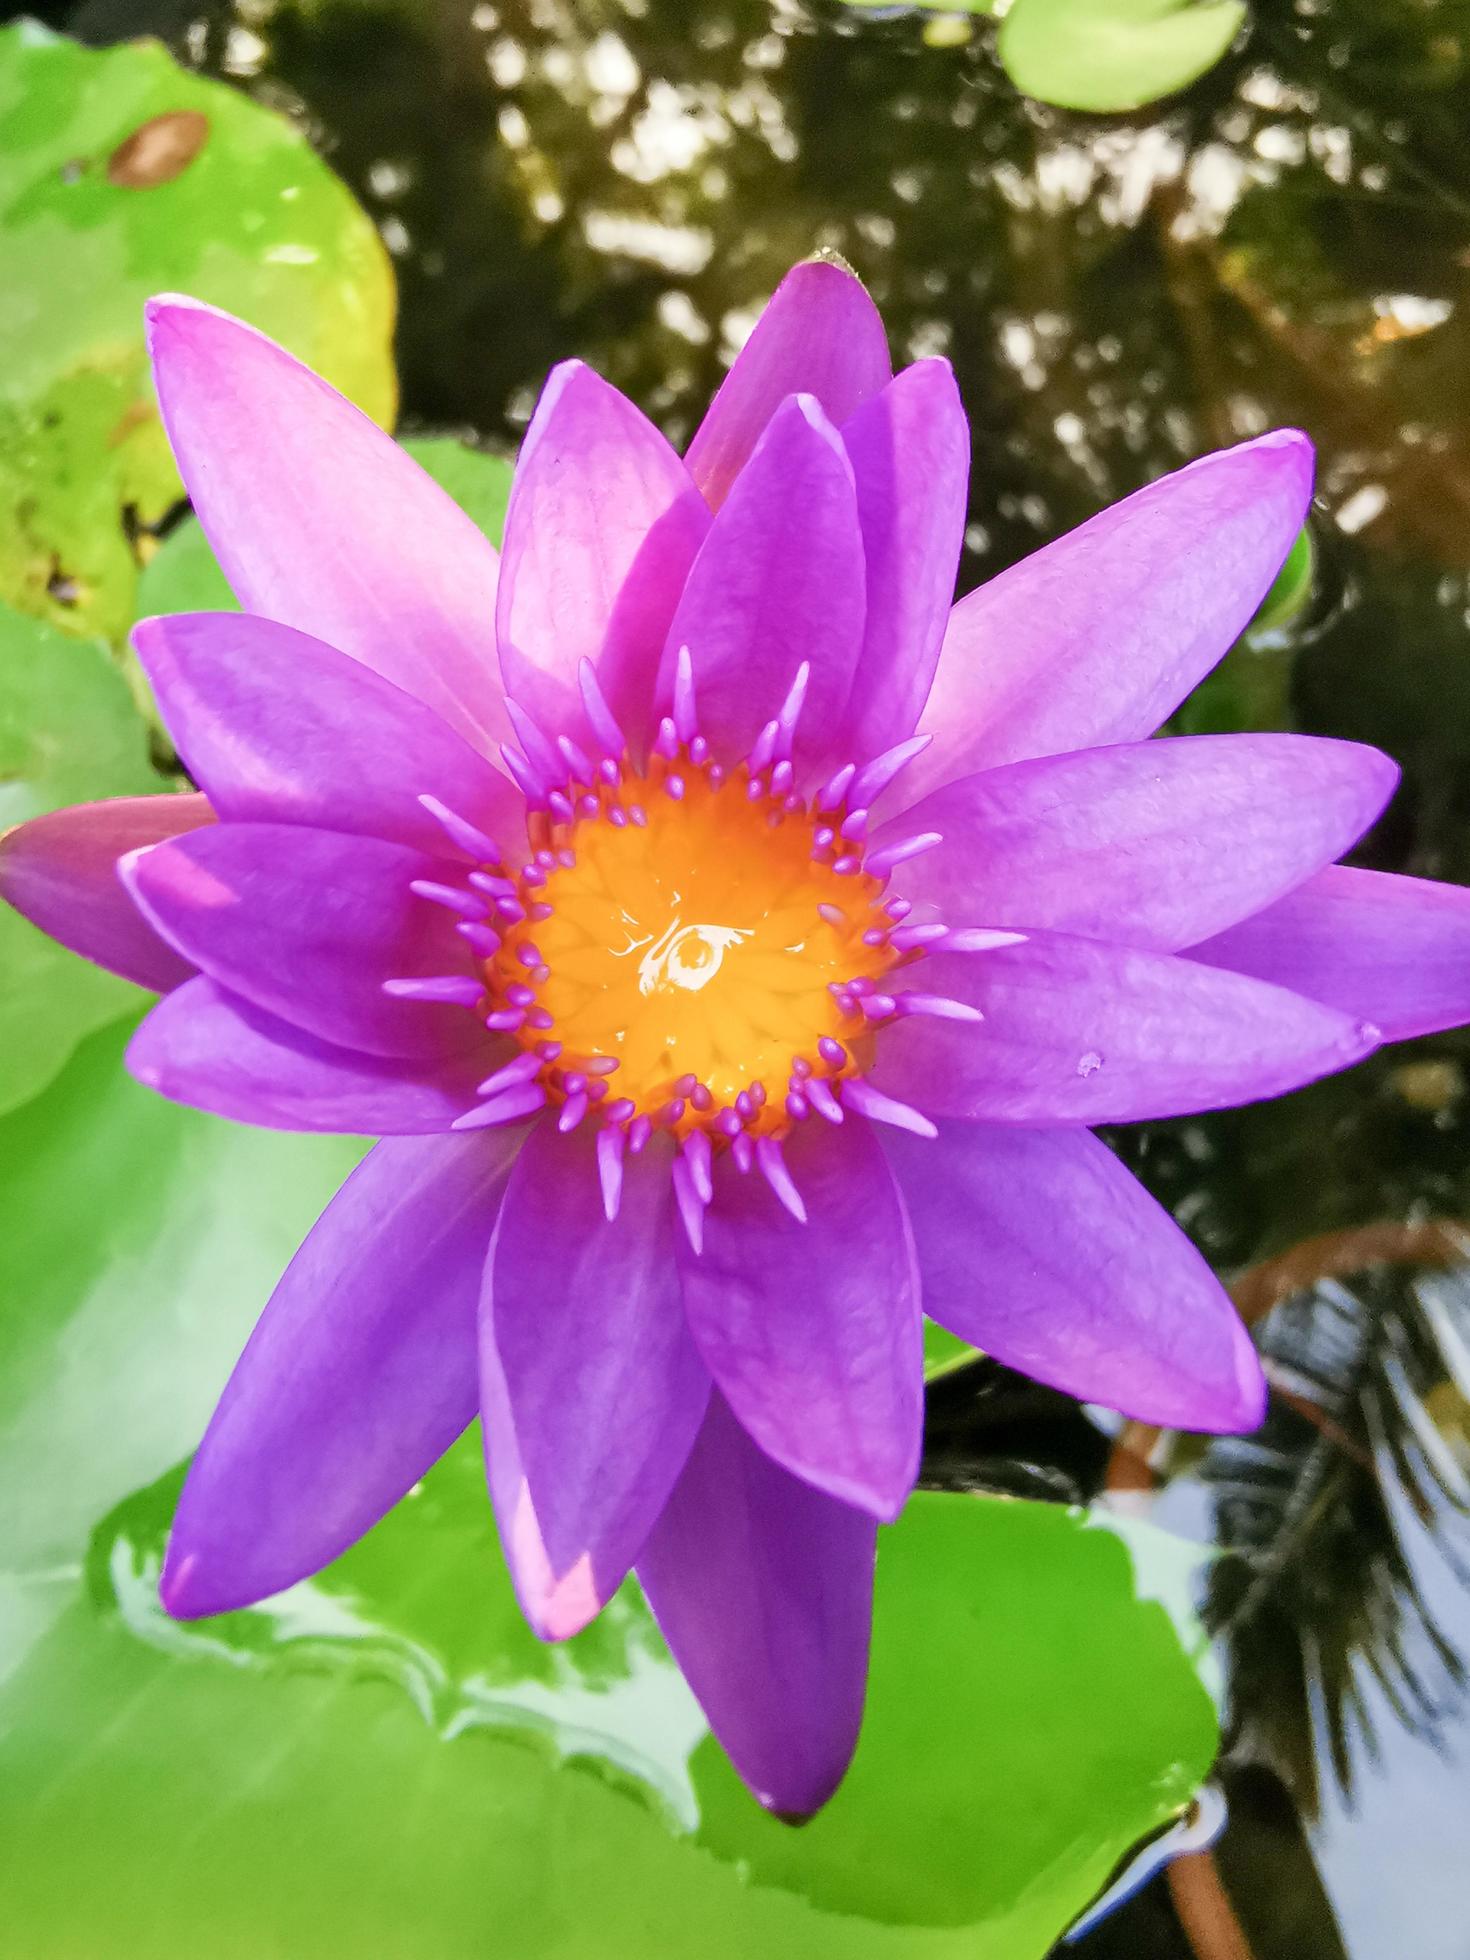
[998,0,1246,114]
[0,1015,1217,1956]
[0,603,179,1114]
[0,20,395,645]
[134,436,514,622]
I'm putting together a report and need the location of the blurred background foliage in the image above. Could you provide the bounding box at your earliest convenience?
[2,1,1470,1954]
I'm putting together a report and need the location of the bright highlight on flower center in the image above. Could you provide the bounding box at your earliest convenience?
[487,767,895,1136]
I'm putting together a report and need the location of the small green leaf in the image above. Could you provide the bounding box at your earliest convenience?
[923,1317,980,1380]
[1249,523,1315,636]
[135,437,514,622]
[0,604,176,1113]
[0,21,396,644]
[998,0,1246,114]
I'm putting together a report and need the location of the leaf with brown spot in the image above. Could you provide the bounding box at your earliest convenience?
[106,110,209,189]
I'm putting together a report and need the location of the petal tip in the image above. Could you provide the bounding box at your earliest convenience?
[158,1545,219,1622]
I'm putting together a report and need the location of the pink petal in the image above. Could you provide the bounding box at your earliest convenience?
[636,1390,875,1817]
[838,359,970,765]
[871,933,1379,1123]
[129,977,501,1132]
[905,432,1314,803]
[122,823,482,1061]
[677,1113,922,1521]
[161,1130,523,1618]
[134,611,522,855]
[882,734,1398,952]
[481,1122,710,1638]
[0,793,212,991]
[146,297,506,754]
[884,1120,1265,1431]
[496,361,709,753]
[684,259,891,510]
[661,394,866,777]
[1190,864,1470,1042]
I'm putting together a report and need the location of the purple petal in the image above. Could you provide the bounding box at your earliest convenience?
[133,612,522,855]
[122,823,482,1060]
[496,362,710,753]
[838,359,970,765]
[661,395,866,776]
[481,1122,709,1638]
[677,1113,922,1520]
[905,432,1314,802]
[885,1120,1264,1430]
[129,977,502,1132]
[636,1390,875,1817]
[0,793,212,991]
[1191,864,1470,1042]
[684,260,891,510]
[146,297,506,754]
[872,933,1380,1123]
[883,734,1398,952]
[162,1130,523,1618]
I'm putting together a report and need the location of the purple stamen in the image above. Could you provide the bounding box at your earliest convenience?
[896,993,985,1023]
[527,903,554,925]
[735,1089,754,1120]
[382,975,484,1007]
[774,662,810,755]
[585,1055,620,1075]
[813,825,836,853]
[409,879,485,919]
[690,1082,713,1112]
[485,1007,527,1032]
[817,762,856,813]
[457,921,503,957]
[558,1090,589,1133]
[505,983,535,1008]
[470,871,516,898]
[598,756,622,788]
[506,700,565,786]
[860,993,897,1021]
[817,902,847,929]
[690,735,710,766]
[627,1115,653,1154]
[944,927,1029,952]
[578,793,600,819]
[673,644,699,744]
[841,1077,939,1138]
[609,805,629,828]
[660,1098,687,1125]
[790,1055,814,1079]
[884,897,913,922]
[548,789,575,824]
[849,735,931,811]
[671,1156,705,1255]
[785,1091,810,1121]
[840,807,869,842]
[451,1081,546,1130]
[655,716,681,761]
[861,927,888,947]
[516,943,544,968]
[603,1097,636,1124]
[749,1080,767,1107]
[665,775,686,802]
[770,760,794,798]
[818,1036,846,1067]
[806,1078,844,1123]
[536,1040,562,1061]
[578,659,627,759]
[673,1073,699,1097]
[864,832,943,879]
[499,744,546,807]
[715,1108,743,1139]
[755,1136,806,1223]
[477,1052,542,1097]
[558,733,596,783]
[597,1126,625,1223]
[889,922,950,951]
[683,1129,714,1204]
[416,794,501,863]
[525,1007,555,1030]
[495,898,527,923]
[748,720,779,775]
[629,803,648,827]
[731,1133,755,1174]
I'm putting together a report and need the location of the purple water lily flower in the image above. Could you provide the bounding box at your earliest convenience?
[6,260,1470,1817]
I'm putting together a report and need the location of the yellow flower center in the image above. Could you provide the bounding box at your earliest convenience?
[483,761,898,1140]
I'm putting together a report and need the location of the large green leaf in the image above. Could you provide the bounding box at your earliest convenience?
[0,604,180,1114]
[0,1019,1218,1957]
[998,0,1246,113]
[135,436,514,623]
[0,20,396,645]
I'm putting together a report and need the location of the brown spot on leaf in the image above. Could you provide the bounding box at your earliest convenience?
[107,111,209,189]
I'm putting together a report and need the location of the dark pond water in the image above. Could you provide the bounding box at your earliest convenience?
[21,0,1470,1951]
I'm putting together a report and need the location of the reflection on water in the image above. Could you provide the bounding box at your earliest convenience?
[29,0,1470,1948]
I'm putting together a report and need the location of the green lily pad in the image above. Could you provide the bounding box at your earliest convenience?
[0,1017,1218,1956]
[135,436,514,622]
[0,603,180,1114]
[998,0,1246,113]
[0,20,395,646]
[1249,522,1316,637]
